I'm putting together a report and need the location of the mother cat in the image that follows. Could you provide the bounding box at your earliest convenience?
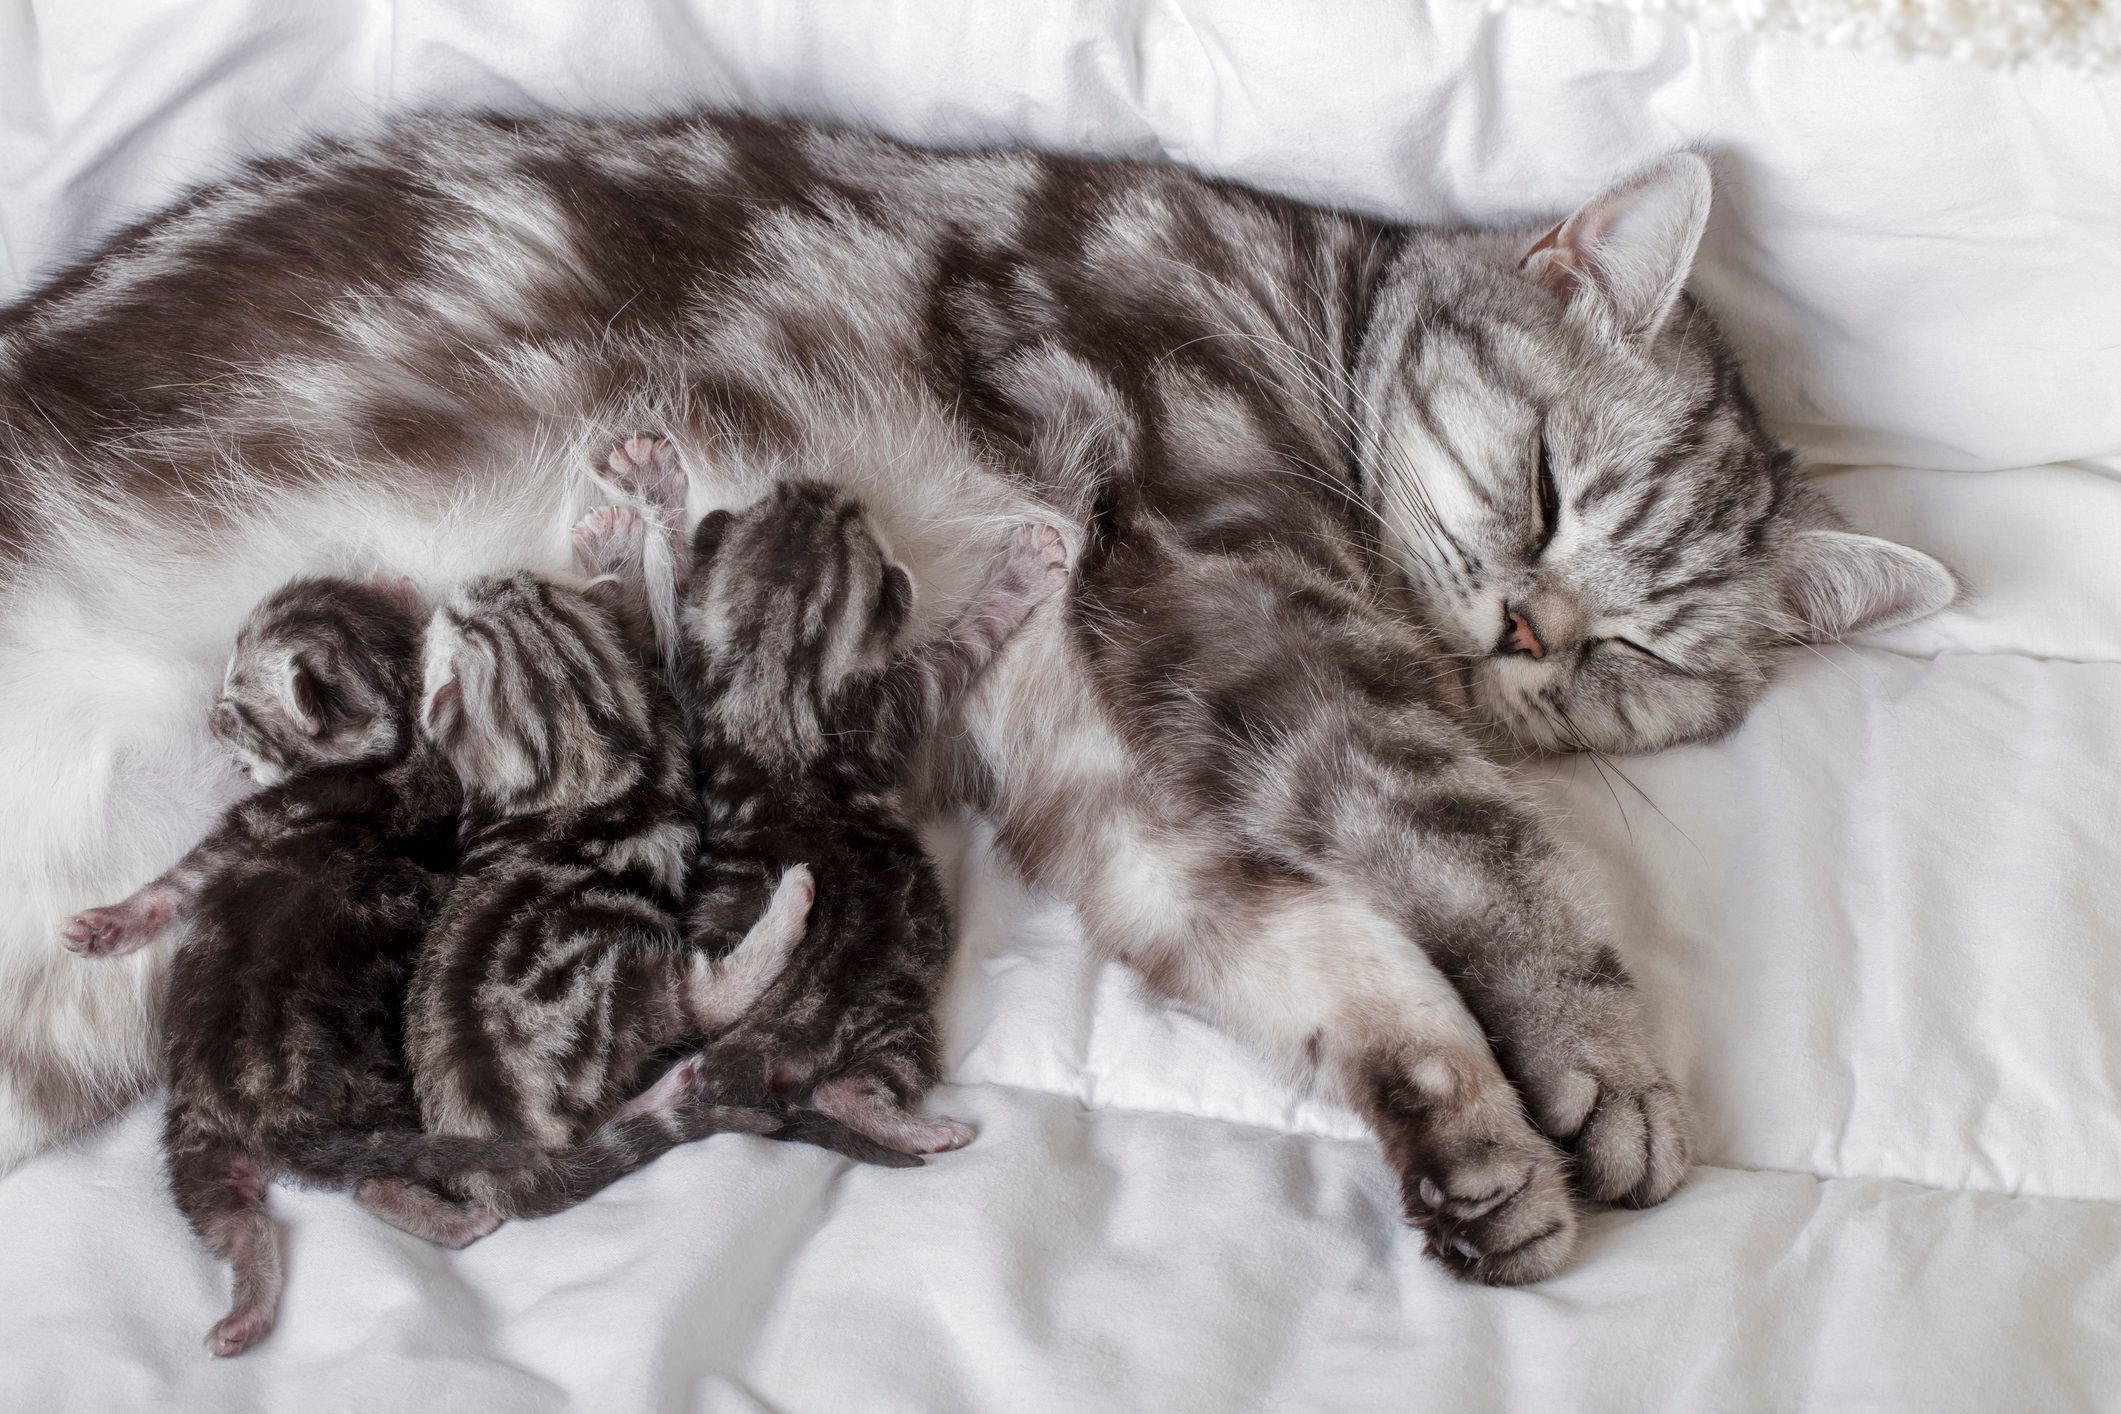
[0,114,1952,1283]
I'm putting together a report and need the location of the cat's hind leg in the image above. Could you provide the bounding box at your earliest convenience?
[166,1136,285,1357]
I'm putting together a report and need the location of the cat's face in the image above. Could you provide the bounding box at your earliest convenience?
[419,572,650,812]
[211,575,427,784]
[682,479,913,759]
[1361,156,1956,754]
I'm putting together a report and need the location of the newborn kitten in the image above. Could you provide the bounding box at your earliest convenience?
[609,438,1067,1157]
[407,510,893,1204]
[62,575,473,1358]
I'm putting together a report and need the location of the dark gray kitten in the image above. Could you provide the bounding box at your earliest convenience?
[1,116,1959,1282]
[407,517,898,1203]
[604,438,1067,1156]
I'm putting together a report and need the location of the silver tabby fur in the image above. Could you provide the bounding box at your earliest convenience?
[0,115,1956,1282]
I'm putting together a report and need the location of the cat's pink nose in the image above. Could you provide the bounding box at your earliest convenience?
[1504,606,1545,659]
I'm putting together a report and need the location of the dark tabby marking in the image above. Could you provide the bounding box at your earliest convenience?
[611,440,1066,1155]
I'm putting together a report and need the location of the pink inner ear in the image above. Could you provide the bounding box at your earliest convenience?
[1522,219,1583,300]
[425,678,462,735]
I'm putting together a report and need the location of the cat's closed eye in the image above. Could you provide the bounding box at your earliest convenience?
[1533,434,1560,555]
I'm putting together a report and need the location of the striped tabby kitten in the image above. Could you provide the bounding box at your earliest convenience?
[608,440,1067,1156]
[407,513,895,1204]
[0,118,1957,1283]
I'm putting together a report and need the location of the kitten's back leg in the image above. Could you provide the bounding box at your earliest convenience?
[681,865,814,1031]
[166,1132,285,1357]
[809,1072,974,1156]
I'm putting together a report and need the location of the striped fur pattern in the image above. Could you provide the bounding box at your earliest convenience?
[0,115,1957,1282]
[617,449,1067,1157]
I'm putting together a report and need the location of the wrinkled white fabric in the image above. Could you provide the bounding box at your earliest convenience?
[1,2,2116,1409]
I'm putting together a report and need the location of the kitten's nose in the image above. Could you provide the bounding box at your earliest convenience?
[1502,605,1546,659]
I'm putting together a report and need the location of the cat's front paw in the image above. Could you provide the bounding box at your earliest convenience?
[602,435,687,516]
[571,504,647,579]
[1512,1027,1691,1209]
[1367,1057,1579,1285]
[1561,1068,1690,1209]
[63,897,173,957]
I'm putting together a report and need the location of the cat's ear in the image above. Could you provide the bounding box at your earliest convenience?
[1522,153,1711,344]
[279,657,326,737]
[1781,529,1958,640]
[690,509,736,569]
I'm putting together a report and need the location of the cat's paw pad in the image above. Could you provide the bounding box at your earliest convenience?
[571,504,646,577]
[1406,1141,1578,1287]
[63,900,168,957]
[604,435,687,514]
[1566,1074,1690,1209]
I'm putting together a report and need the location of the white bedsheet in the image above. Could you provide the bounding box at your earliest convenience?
[3,2,2117,1409]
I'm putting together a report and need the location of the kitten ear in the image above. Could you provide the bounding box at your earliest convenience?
[1522,153,1711,343]
[365,571,426,615]
[1781,529,1959,640]
[280,658,326,737]
[419,610,466,741]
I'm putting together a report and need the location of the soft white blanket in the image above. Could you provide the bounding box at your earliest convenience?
[3,2,2117,1408]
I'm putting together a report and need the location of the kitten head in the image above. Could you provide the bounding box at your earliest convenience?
[419,571,652,813]
[1360,154,1956,754]
[211,574,429,785]
[683,478,913,761]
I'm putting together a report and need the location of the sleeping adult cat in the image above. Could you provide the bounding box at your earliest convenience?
[0,115,1954,1281]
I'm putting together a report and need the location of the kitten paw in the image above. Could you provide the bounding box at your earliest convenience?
[572,504,647,579]
[603,435,687,515]
[1005,522,1069,596]
[901,1115,976,1154]
[63,899,171,957]
[205,1304,274,1358]
[615,1054,711,1121]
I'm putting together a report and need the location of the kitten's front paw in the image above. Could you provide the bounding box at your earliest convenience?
[572,504,647,579]
[603,435,687,516]
[63,899,170,957]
